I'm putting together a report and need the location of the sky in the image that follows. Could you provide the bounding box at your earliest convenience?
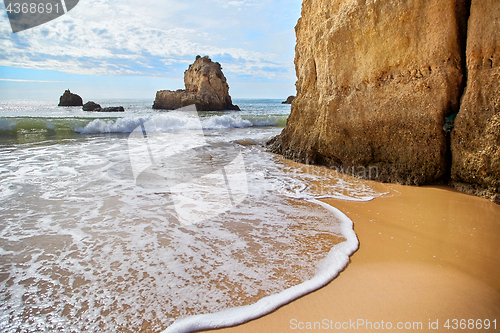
[0,0,302,100]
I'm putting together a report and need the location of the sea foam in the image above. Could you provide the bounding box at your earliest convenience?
[162,199,360,333]
[0,114,285,136]
[77,113,284,134]
[161,147,381,332]
[0,99,385,333]
[0,139,382,332]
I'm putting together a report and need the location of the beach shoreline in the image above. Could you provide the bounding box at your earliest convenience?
[202,184,500,332]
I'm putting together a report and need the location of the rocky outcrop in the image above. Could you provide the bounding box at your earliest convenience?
[268,0,469,185]
[83,102,125,112]
[153,56,240,111]
[102,107,125,112]
[282,96,295,104]
[58,90,83,107]
[83,101,102,111]
[451,0,500,203]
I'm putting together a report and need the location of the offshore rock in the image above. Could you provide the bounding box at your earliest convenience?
[451,0,500,203]
[153,56,240,111]
[282,96,295,104]
[102,106,125,112]
[83,101,102,111]
[83,102,125,112]
[268,0,468,185]
[58,90,83,107]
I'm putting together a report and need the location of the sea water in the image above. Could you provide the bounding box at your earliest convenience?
[0,99,382,332]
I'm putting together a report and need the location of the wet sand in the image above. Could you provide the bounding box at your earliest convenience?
[203,184,500,332]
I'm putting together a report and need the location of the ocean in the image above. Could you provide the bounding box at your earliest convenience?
[0,99,382,332]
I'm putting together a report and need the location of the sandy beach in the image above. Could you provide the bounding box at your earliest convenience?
[203,184,500,332]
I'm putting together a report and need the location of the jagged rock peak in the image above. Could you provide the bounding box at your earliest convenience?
[58,90,83,107]
[153,56,240,111]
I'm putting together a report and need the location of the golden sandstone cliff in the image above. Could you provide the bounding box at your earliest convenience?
[269,0,500,203]
[451,0,500,203]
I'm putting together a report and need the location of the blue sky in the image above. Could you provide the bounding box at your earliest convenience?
[0,0,302,100]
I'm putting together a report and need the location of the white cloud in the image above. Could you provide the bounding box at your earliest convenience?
[0,78,64,82]
[0,0,300,82]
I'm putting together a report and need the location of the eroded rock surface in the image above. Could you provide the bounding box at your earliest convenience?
[269,0,468,185]
[451,0,500,203]
[153,56,239,111]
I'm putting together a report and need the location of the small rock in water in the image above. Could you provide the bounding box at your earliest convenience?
[282,96,295,104]
[58,89,83,107]
[102,106,125,112]
[82,102,124,112]
[82,101,102,111]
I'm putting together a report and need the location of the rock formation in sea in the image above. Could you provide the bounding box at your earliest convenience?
[269,0,499,203]
[451,0,500,203]
[153,56,240,111]
[58,90,83,107]
[83,101,102,111]
[102,106,125,112]
[282,96,295,104]
[83,102,125,112]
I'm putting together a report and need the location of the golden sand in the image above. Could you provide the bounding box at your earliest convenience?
[202,184,500,332]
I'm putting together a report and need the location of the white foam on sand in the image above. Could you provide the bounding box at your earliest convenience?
[161,149,382,332]
[0,134,383,332]
[162,199,360,333]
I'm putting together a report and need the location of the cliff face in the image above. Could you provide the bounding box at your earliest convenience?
[153,56,240,111]
[271,0,500,202]
[451,0,500,203]
[269,0,469,185]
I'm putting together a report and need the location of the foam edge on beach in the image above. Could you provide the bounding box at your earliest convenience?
[162,198,360,333]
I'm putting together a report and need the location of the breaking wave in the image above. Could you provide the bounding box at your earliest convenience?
[0,114,288,136]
